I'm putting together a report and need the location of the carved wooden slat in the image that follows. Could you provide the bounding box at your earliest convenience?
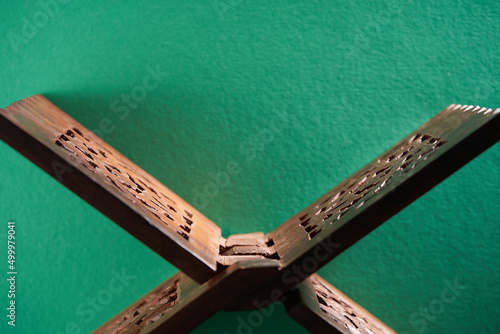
[269,104,500,285]
[285,274,396,334]
[0,95,221,283]
[94,272,187,334]
[92,260,280,334]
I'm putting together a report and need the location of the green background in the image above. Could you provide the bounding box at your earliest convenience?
[0,0,499,333]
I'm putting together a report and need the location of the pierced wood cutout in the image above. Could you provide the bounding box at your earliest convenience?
[297,132,444,241]
[55,126,195,242]
[1,96,498,334]
[312,277,394,334]
[105,278,179,333]
[96,273,186,334]
[286,275,396,334]
[93,259,280,334]
[270,104,499,270]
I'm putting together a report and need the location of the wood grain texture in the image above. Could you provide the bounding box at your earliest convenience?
[285,274,396,334]
[0,95,221,283]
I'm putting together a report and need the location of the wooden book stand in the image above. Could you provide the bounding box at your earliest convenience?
[1,95,498,333]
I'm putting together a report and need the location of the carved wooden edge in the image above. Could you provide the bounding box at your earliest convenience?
[0,95,222,283]
[92,272,189,334]
[270,104,500,286]
[285,274,396,334]
[92,260,280,334]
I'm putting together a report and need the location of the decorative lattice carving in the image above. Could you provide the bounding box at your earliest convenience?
[101,277,179,334]
[55,127,195,241]
[311,276,393,334]
[299,133,445,240]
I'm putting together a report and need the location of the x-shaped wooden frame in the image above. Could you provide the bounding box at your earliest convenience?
[1,95,498,333]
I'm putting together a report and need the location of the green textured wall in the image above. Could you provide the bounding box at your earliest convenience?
[0,1,499,333]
